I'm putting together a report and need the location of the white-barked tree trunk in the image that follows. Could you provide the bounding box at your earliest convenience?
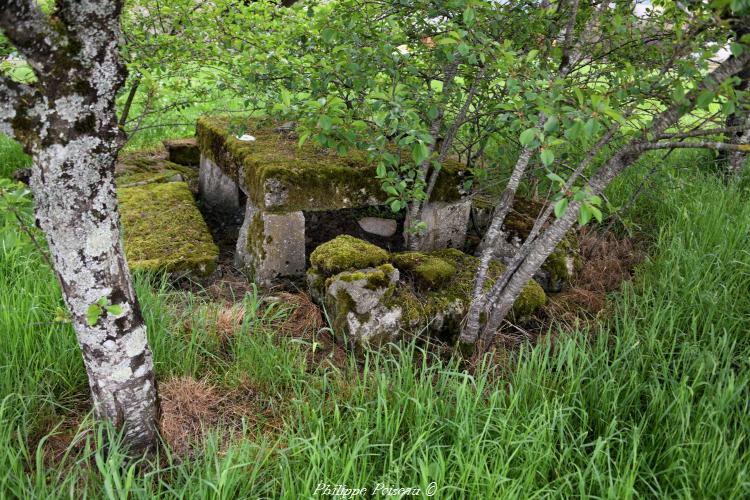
[1,0,157,451]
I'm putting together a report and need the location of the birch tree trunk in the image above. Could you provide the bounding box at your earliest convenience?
[1,0,157,451]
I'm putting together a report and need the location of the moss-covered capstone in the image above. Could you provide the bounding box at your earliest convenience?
[196,116,468,212]
[118,182,218,276]
[309,235,390,277]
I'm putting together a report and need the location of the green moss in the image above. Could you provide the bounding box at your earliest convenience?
[332,263,397,289]
[196,116,468,212]
[309,235,390,276]
[386,248,546,332]
[115,149,198,189]
[163,138,200,166]
[393,252,456,289]
[118,182,218,276]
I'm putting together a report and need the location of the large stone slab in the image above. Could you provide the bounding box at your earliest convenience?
[115,149,198,190]
[118,182,218,277]
[196,117,469,213]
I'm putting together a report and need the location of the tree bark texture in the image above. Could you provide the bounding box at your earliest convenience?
[0,0,157,451]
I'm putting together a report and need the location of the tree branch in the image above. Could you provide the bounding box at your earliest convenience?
[0,0,63,71]
[642,141,750,152]
[656,125,749,140]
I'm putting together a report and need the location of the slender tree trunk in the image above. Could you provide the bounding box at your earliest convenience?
[1,0,157,451]
[468,52,750,347]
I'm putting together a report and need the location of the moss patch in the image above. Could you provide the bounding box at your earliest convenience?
[309,235,390,277]
[388,248,546,334]
[393,252,456,289]
[116,149,198,190]
[118,182,218,276]
[196,116,467,212]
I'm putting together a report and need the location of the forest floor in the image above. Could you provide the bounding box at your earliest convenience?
[1,130,749,498]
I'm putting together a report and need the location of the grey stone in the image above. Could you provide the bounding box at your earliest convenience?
[410,200,471,251]
[357,217,398,237]
[324,266,402,346]
[235,203,306,286]
[199,155,240,210]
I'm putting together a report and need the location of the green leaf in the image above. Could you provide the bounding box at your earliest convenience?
[322,28,335,43]
[412,142,430,165]
[463,7,475,26]
[731,42,744,57]
[105,304,123,316]
[526,49,539,62]
[543,116,559,133]
[519,128,537,147]
[696,90,714,109]
[384,185,399,196]
[578,204,592,226]
[546,172,565,184]
[376,163,387,177]
[390,199,402,212]
[590,205,603,223]
[540,149,554,167]
[86,304,101,327]
[318,115,332,132]
[554,198,569,219]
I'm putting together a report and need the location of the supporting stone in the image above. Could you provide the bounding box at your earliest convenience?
[163,138,200,166]
[199,154,241,210]
[411,200,471,251]
[236,202,306,286]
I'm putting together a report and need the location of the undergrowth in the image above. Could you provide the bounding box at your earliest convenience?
[0,130,749,497]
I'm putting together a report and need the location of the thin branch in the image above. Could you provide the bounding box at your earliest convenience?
[656,125,749,140]
[642,141,750,152]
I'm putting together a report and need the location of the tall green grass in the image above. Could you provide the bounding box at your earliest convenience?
[1,128,749,497]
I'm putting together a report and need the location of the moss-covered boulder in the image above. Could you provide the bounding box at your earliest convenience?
[196,116,468,212]
[119,182,218,277]
[307,238,547,346]
[309,235,390,276]
[470,196,582,292]
[324,264,402,348]
[388,248,546,337]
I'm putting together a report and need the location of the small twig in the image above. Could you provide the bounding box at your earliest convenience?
[5,204,53,267]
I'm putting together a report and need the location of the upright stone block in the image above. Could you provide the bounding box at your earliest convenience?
[411,200,471,251]
[199,155,240,210]
[235,203,306,286]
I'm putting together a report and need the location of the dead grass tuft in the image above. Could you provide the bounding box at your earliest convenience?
[536,227,644,333]
[158,376,260,458]
[276,292,323,338]
[214,303,246,342]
